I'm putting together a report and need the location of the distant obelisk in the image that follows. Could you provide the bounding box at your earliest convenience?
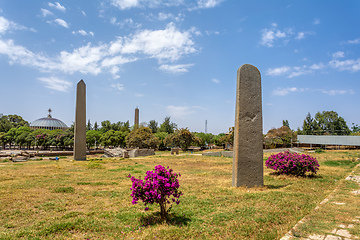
[134,107,139,126]
[74,80,86,161]
[232,64,263,188]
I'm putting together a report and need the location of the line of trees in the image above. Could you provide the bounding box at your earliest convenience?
[2,110,358,151]
[0,115,229,151]
[263,110,360,149]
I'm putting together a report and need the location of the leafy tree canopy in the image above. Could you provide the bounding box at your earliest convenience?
[159,117,177,134]
[126,127,159,149]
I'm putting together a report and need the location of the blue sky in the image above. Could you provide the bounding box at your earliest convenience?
[0,0,359,134]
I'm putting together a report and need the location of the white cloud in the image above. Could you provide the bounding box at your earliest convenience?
[288,66,312,78]
[195,0,224,9]
[260,27,287,47]
[0,16,34,34]
[272,87,303,96]
[158,12,184,22]
[329,58,360,72]
[48,2,66,12]
[111,83,124,91]
[211,78,220,84]
[159,64,194,73]
[38,77,72,92]
[135,93,144,97]
[266,66,291,76]
[332,51,345,59]
[82,11,86,16]
[313,18,320,25]
[115,22,197,62]
[111,0,185,10]
[0,23,197,78]
[47,18,69,28]
[347,38,360,44]
[205,30,219,36]
[272,87,354,97]
[72,30,94,36]
[110,17,142,29]
[295,32,305,40]
[167,105,196,119]
[58,43,106,75]
[320,89,355,95]
[267,63,324,78]
[261,24,311,47]
[41,8,53,17]
[309,63,325,70]
[111,0,139,9]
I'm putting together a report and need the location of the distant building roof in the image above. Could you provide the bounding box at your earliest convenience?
[30,108,68,130]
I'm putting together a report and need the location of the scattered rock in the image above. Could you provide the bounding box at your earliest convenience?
[336,229,352,238]
[324,235,341,240]
[308,234,325,240]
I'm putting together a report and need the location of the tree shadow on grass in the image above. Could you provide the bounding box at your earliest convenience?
[265,184,290,189]
[268,172,323,179]
[139,211,191,227]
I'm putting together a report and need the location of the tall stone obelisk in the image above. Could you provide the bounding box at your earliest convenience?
[232,64,263,187]
[74,80,86,161]
[134,107,139,126]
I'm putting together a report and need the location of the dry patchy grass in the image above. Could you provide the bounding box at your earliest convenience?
[0,150,359,239]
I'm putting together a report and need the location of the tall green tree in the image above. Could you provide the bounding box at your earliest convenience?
[93,121,99,131]
[301,112,319,135]
[164,128,195,151]
[126,127,159,149]
[0,114,29,132]
[0,132,7,149]
[314,111,350,135]
[15,126,32,149]
[282,120,290,128]
[148,120,158,133]
[265,126,297,148]
[159,117,177,134]
[86,119,92,131]
[86,130,102,149]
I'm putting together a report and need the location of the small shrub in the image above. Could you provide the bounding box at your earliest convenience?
[315,148,324,153]
[265,151,319,176]
[128,165,182,221]
[54,187,75,193]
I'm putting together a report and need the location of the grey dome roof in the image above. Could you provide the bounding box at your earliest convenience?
[30,117,68,129]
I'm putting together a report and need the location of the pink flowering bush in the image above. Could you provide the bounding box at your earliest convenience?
[265,151,319,176]
[128,165,182,221]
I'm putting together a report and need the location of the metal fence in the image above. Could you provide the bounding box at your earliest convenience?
[297,135,360,146]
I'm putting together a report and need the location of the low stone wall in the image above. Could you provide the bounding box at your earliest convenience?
[202,151,233,158]
[129,149,155,158]
[202,151,221,157]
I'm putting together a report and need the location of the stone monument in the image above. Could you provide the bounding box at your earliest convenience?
[74,80,86,161]
[134,107,139,126]
[232,64,263,187]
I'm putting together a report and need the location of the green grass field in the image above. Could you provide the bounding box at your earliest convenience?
[0,150,359,239]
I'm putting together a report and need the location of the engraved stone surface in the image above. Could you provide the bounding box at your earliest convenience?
[232,64,263,187]
[74,80,86,161]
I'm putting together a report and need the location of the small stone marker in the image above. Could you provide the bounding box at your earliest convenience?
[74,80,86,161]
[232,64,263,187]
[171,148,180,155]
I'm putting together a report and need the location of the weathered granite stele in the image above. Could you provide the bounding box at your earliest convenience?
[232,64,263,187]
[74,80,87,161]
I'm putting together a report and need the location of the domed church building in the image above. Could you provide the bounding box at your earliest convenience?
[30,109,69,131]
